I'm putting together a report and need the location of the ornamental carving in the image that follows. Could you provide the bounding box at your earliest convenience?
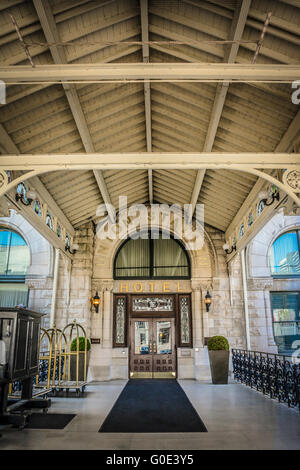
[132,297,173,311]
[283,169,300,192]
[0,171,8,190]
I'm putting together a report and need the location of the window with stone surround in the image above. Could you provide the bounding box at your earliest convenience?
[0,228,30,307]
[269,230,300,277]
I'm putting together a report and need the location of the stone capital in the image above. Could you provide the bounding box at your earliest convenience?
[191,278,212,292]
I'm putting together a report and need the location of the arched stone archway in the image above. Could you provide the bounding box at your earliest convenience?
[0,209,54,322]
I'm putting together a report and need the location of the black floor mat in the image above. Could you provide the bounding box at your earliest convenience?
[99,379,207,433]
[25,413,76,429]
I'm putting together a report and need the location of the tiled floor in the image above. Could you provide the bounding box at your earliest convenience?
[0,380,299,450]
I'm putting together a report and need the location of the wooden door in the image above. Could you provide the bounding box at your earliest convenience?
[129,318,176,378]
[152,318,176,378]
[130,318,153,378]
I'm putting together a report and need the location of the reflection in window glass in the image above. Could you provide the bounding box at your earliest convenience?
[239,224,244,239]
[271,292,300,354]
[156,321,171,354]
[33,199,42,217]
[257,200,265,215]
[46,212,53,230]
[0,230,30,276]
[134,321,150,355]
[269,231,300,276]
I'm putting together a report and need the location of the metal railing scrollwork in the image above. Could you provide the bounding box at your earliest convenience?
[232,349,300,411]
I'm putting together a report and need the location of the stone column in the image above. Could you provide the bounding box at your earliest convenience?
[191,280,211,381]
[191,281,203,347]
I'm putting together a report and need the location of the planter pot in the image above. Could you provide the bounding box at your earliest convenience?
[70,352,90,382]
[208,350,230,384]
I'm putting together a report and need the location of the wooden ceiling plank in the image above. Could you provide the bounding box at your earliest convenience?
[33,0,114,221]
[140,0,153,204]
[190,0,251,221]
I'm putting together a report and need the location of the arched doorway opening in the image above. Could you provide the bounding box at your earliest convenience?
[112,231,192,379]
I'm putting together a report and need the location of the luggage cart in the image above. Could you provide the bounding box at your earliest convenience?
[54,320,90,397]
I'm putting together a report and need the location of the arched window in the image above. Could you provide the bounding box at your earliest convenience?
[114,232,190,279]
[269,230,300,276]
[0,229,30,278]
[0,229,30,307]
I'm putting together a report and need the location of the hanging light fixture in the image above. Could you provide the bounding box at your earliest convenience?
[92,291,101,313]
[65,242,79,254]
[204,290,212,312]
[222,242,237,255]
[15,189,37,206]
[258,187,279,206]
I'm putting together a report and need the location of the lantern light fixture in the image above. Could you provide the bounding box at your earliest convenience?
[16,189,37,206]
[258,188,279,206]
[222,243,237,255]
[92,291,101,313]
[65,243,79,254]
[204,290,212,312]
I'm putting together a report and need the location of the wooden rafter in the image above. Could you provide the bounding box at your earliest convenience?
[1,63,299,83]
[190,0,251,216]
[33,0,114,221]
[0,153,298,170]
[140,0,153,204]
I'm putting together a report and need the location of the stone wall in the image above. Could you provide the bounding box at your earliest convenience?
[4,208,297,381]
[246,210,300,353]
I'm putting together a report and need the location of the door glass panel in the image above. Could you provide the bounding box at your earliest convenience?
[134,321,150,355]
[156,321,171,354]
[180,296,190,344]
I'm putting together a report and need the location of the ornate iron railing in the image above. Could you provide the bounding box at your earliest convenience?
[232,349,300,411]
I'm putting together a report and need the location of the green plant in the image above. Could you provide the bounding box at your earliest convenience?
[70,337,91,352]
[207,335,229,351]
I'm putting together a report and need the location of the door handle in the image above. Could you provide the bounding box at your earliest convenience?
[149,341,152,353]
[153,342,157,354]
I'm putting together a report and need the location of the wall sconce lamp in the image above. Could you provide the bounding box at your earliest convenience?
[91,291,101,313]
[65,243,79,254]
[258,189,279,206]
[204,290,212,312]
[15,189,36,206]
[222,243,237,255]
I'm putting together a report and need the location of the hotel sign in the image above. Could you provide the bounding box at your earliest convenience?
[117,281,187,293]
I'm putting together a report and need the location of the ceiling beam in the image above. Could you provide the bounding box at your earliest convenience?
[0,123,74,236]
[140,0,153,203]
[33,0,114,221]
[1,63,299,83]
[0,153,298,170]
[190,0,251,216]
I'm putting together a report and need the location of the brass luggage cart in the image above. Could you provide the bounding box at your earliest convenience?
[54,320,89,396]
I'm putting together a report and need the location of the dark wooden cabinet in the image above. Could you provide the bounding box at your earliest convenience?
[0,308,44,382]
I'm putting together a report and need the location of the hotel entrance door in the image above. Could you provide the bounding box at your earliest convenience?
[130,318,176,378]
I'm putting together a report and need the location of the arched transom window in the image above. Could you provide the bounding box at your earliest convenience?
[269,230,300,277]
[0,229,30,279]
[114,232,190,279]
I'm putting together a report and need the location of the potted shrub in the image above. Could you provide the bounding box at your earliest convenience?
[69,337,91,382]
[207,336,230,384]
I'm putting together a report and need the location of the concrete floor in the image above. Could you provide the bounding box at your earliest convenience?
[0,380,299,450]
